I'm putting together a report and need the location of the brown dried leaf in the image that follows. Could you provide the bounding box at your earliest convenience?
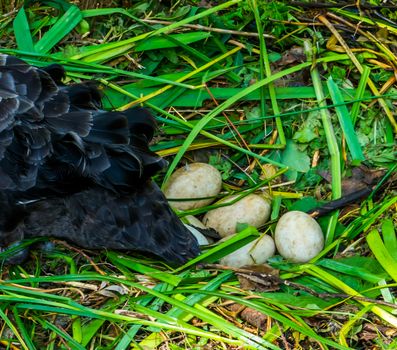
[319,165,385,195]
[277,46,306,66]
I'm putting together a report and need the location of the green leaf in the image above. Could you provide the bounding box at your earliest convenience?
[71,32,210,63]
[293,127,318,143]
[381,219,397,261]
[367,229,397,282]
[0,308,30,349]
[173,226,260,272]
[261,292,336,311]
[13,7,34,52]
[350,65,371,125]
[327,76,365,163]
[317,258,386,284]
[27,0,72,11]
[162,57,321,185]
[280,139,310,181]
[40,319,86,350]
[135,32,211,52]
[34,5,83,54]
[289,196,323,212]
[106,252,182,286]
[293,111,320,143]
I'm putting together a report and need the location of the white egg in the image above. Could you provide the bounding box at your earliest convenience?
[275,211,324,263]
[184,224,209,245]
[203,194,271,237]
[220,234,275,267]
[164,163,222,210]
[184,215,207,229]
[184,215,214,244]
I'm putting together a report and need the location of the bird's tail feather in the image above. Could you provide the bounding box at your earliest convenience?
[23,181,200,264]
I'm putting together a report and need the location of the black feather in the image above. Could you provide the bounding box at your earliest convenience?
[45,111,93,136]
[41,64,65,85]
[0,54,199,264]
[23,182,199,264]
[61,82,102,109]
[85,111,129,144]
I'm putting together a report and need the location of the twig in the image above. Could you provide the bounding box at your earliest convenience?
[201,264,397,309]
[142,18,275,39]
[53,240,106,276]
[289,1,397,10]
[0,8,17,18]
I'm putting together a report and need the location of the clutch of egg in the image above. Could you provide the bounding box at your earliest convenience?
[165,163,324,267]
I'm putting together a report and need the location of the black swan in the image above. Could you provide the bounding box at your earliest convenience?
[0,54,199,264]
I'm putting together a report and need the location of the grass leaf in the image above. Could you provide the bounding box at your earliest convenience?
[34,5,83,54]
[106,251,182,286]
[327,76,365,163]
[366,229,397,282]
[381,219,397,261]
[13,7,34,52]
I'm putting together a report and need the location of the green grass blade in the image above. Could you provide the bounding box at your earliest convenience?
[74,32,210,63]
[34,5,83,54]
[13,7,34,52]
[37,319,88,350]
[137,272,233,349]
[251,0,286,146]
[115,283,173,349]
[366,229,397,282]
[304,41,341,246]
[167,271,233,320]
[173,226,260,272]
[381,219,397,261]
[308,265,397,328]
[317,259,385,284]
[12,306,37,350]
[350,65,371,125]
[327,76,365,162]
[0,307,30,350]
[135,32,211,51]
[106,251,182,286]
[161,59,318,184]
[71,315,82,344]
[79,43,135,63]
[251,0,267,122]
[81,7,130,17]
[80,299,120,346]
[305,42,341,200]
[339,304,372,347]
